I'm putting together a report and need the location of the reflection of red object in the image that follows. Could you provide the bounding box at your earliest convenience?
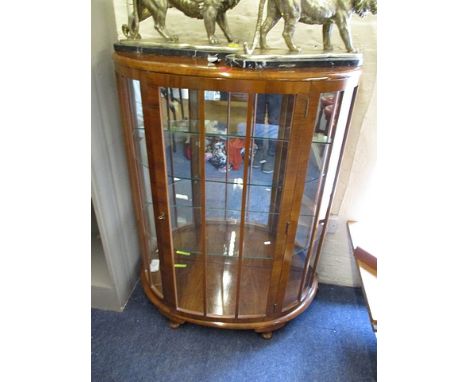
[184,142,192,160]
[324,104,334,121]
[320,95,336,125]
[321,95,336,107]
[228,138,244,170]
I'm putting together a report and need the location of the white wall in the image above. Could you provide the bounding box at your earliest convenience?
[111,0,377,286]
[92,0,141,310]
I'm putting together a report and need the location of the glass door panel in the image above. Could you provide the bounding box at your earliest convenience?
[283,91,343,310]
[160,88,300,317]
[170,204,203,314]
[130,79,162,296]
[204,91,247,316]
[206,256,239,317]
[160,87,204,314]
[238,94,294,317]
[305,88,355,296]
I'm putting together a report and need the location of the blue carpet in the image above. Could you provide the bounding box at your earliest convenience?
[92,283,376,382]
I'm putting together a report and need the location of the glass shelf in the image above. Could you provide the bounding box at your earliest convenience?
[147,181,319,216]
[165,204,317,217]
[166,174,320,187]
[136,157,323,186]
[163,120,291,142]
[171,245,309,261]
[135,124,332,145]
[167,177,320,220]
[134,162,321,187]
[168,217,314,261]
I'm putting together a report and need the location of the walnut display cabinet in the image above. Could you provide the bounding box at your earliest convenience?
[114,50,361,339]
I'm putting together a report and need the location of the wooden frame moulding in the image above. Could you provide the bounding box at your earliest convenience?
[224,92,231,222]
[115,63,348,97]
[266,95,294,235]
[127,79,164,293]
[263,95,309,317]
[113,52,360,84]
[188,90,202,228]
[198,90,208,317]
[140,78,178,308]
[163,89,179,230]
[272,93,319,312]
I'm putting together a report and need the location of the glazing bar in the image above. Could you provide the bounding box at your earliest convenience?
[140,79,178,307]
[198,91,207,317]
[234,94,256,318]
[166,90,179,229]
[225,92,231,221]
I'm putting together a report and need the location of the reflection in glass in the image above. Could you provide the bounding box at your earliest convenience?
[313,92,342,143]
[237,94,294,317]
[282,92,341,311]
[160,88,204,313]
[204,91,246,316]
[130,79,162,297]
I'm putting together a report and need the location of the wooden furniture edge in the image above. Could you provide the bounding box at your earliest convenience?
[347,220,377,332]
[113,52,361,83]
[140,267,319,332]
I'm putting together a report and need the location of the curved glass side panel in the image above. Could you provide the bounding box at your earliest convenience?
[303,87,356,295]
[282,91,343,311]
[130,79,162,297]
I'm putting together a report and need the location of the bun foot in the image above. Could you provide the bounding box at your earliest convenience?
[261,331,273,340]
[169,320,184,329]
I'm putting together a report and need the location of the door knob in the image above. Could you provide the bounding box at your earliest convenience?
[158,212,166,220]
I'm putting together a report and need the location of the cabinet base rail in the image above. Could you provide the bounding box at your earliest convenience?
[141,267,319,336]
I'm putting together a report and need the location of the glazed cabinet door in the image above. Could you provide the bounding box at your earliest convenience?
[116,76,165,299]
[276,84,359,313]
[264,92,323,315]
[138,78,179,306]
[141,84,307,319]
[155,88,300,318]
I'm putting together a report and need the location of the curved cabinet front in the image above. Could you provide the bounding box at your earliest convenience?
[114,52,360,336]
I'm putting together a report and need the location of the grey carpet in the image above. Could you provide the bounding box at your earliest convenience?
[92,283,376,382]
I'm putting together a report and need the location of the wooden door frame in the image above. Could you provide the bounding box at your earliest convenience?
[140,77,178,308]
[264,92,321,316]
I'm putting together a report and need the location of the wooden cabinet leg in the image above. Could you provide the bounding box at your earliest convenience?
[255,323,284,339]
[169,320,185,329]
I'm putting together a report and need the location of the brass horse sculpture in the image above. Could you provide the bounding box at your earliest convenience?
[123,0,241,45]
[244,0,377,54]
